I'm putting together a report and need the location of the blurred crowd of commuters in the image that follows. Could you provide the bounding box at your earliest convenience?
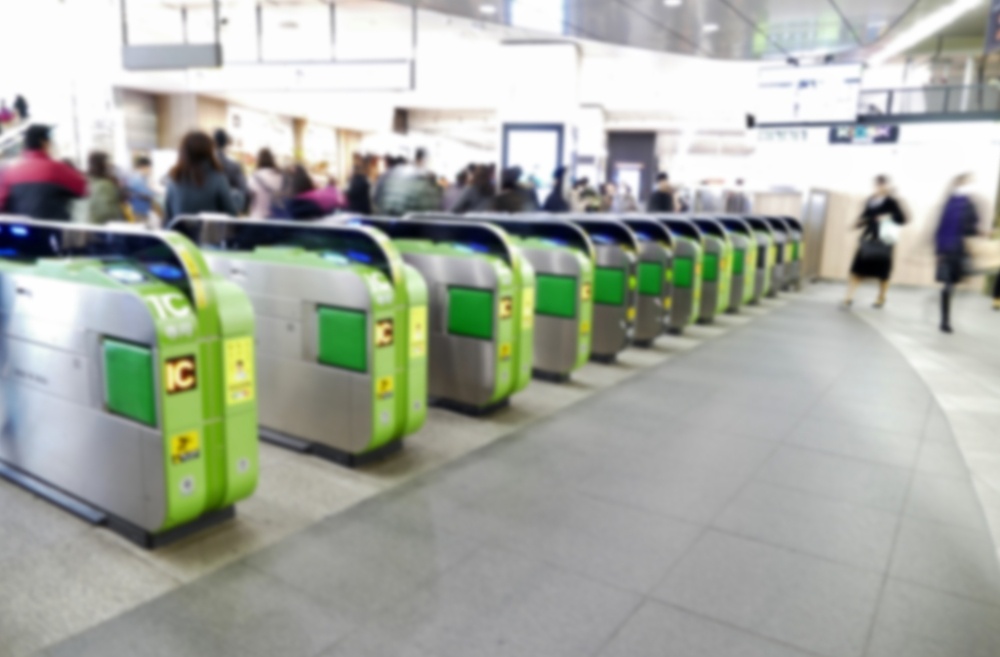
[2,123,997,325]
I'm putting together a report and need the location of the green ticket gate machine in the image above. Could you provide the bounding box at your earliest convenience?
[658,217,704,334]
[781,217,805,290]
[689,217,735,324]
[354,217,533,415]
[717,216,759,312]
[566,217,640,362]
[744,217,778,301]
[620,217,673,346]
[762,217,790,297]
[0,219,258,548]
[171,217,428,466]
[437,213,595,382]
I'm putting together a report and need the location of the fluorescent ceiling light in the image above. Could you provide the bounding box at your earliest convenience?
[479,4,497,15]
[664,0,682,7]
[869,0,983,65]
[702,23,719,33]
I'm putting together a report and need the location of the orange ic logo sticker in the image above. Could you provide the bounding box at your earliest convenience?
[375,319,395,348]
[499,297,513,319]
[165,355,197,395]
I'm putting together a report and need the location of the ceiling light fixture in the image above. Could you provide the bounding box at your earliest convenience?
[869,0,983,65]
[664,0,682,7]
[479,4,497,15]
[702,23,719,34]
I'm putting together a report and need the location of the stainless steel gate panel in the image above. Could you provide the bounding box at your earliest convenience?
[519,247,586,376]
[0,273,169,530]
[201,254,380,454]
[403,252,503,408]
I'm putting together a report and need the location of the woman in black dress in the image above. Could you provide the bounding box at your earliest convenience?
[843,175,906,308]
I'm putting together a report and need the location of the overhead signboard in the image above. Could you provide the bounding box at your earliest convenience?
[757,64,863,125]
[829,125,900,145]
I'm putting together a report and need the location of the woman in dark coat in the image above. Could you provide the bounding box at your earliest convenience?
[935,174,981,333]
[165,131,238,221]
[843,175,906,309]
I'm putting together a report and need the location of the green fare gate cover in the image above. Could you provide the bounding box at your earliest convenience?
[164,234,258,516]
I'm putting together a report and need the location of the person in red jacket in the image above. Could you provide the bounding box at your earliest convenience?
[0,125,87,221]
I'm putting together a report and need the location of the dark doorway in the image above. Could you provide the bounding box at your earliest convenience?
[607,132,657,203]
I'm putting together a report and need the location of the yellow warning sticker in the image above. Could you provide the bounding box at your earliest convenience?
[627,307,637,322]
[375,318,395,348]
[499,296,513,320]
[409,306,427,358]
[224,337,255,406]
[170,431,201,465]
[521,288,535,330]
[376,375,395,400]
[581,283,592,301]
[580,320,591,335]
[664,297,673,310]
[499,343,512,361]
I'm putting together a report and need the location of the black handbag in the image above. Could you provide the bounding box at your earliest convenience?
[858,239,892,262]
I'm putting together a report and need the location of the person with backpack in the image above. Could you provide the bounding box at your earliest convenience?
[248,148,286,219]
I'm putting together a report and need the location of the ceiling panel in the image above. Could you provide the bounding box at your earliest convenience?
[396,0,987,60]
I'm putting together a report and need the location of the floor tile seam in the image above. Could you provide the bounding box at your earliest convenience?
[704,524,895,577]
[774,440,920,474]
[858,418,929,656]
[853,310,1000,561]
[641,599,840,657]
[643,433,788,597]
[884,572,1000,610]
[582,596,648,657]
[779,440,920,470]
[747,473,912,516]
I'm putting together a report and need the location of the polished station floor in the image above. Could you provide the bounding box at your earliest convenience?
[15,287,1000,657]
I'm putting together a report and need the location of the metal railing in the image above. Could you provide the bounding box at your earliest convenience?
[859,85,1000,120]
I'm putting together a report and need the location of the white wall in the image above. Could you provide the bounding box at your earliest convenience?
[754,123,1000,285]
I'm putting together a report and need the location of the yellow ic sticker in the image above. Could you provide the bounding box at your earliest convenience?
[580,320,591,335]
[664,297,673,310]
[376,375,395,400]
[499,296,513,320]
[375,318,395,348]
[224,337,255,406]
[521,288,535,330]
[627,307,637,322]
[170,431,201,466]
[581,283,593,301]
[499,343,512,361]
[409,306,428,358]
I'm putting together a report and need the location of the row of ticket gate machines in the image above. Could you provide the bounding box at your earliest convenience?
[0,212,803,548]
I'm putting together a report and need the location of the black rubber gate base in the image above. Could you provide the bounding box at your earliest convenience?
[0,459,236,550]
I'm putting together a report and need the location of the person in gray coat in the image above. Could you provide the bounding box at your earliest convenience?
[214,128,249,214]
[165,131,238,222]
